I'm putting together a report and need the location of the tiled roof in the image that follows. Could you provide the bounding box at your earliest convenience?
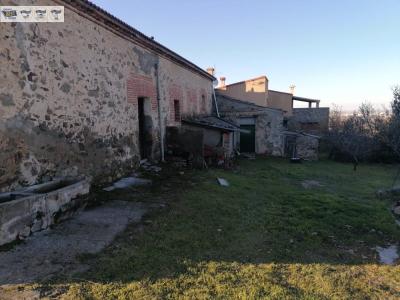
[58,0,215,81]
[182,116,241,132]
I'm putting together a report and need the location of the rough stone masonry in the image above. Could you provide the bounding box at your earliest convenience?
[0,0,214,192]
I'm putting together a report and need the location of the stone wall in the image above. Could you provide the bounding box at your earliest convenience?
[0,178,90,246]
[0,0,212,191]
[296,135,319,160]
[289,108,330,134]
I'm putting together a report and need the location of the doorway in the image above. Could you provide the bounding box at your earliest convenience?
[138,97,153,159]
[240,125,255,153]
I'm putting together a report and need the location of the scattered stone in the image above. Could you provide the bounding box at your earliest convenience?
[179,171,185,176]
[301,180,322,189]
[241,153,255,160]
[393,205,400,215]
[217,178,229,187]
[376,245,399,265]
[102,186,115,192]
[149,166,162,172]
[311,232,318,236]
[376,186,400,199]
[103,176,152,191]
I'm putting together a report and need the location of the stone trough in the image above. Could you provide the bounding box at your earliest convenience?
[0,178,90,246]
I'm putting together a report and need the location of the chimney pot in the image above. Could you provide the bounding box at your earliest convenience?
[219,76,226,88]
[206,67,215,76]
[289,84,296,95]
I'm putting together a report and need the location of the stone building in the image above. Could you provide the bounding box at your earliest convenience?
[215,92,284,156]
[0,0,215,192]
[215,75,328,159]
[283,131,320,161]
[289,105,330,134]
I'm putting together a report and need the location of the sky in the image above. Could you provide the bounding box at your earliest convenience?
[91,0,400,111]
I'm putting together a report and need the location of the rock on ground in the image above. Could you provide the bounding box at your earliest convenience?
[376,245,399,265]
[0,200,149,285]
[301,180,322,189]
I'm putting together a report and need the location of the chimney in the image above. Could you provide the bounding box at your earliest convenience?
[219,76,226,88]
[289,84,296,95]
[206,67,215,76]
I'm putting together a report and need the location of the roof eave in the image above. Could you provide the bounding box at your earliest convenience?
[57,0,215,81]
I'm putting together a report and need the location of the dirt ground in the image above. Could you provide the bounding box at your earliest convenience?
[0,200,157,285]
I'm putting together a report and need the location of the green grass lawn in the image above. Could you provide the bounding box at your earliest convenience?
[52,158,400,299]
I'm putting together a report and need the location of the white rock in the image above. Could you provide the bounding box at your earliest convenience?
[393,206,400,215]
[217,178,229,187]
[376,245,399,265]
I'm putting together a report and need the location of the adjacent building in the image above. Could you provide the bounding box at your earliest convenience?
[215,92,284,156]
[215,75,329,159]
[216,75,329,134]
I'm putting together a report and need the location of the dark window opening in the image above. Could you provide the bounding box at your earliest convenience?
[174,99,180,122]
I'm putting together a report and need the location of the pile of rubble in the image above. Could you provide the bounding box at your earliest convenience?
[140,159,162,173]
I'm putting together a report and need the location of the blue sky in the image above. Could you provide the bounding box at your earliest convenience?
[91,0,400,111]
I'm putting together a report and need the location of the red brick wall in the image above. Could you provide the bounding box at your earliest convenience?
[168,84,184,125]
[167,84,208,125]
[126,74,158,111]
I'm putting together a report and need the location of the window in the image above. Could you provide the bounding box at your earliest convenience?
[174,100,180,122]
[201,94,206,113]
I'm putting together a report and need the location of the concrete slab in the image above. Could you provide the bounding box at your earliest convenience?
[0,200,148,285]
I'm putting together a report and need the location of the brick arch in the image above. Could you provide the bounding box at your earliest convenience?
[126,73,157,111]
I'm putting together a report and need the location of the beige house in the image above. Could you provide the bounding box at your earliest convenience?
[216,76,293,115]
[216,75,329,134]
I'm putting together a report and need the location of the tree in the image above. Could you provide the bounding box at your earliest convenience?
[387,87,400,157]
[327,103,379,171]
[383,87,400,185]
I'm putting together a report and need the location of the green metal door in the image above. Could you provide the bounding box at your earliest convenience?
[240,125,255,153]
